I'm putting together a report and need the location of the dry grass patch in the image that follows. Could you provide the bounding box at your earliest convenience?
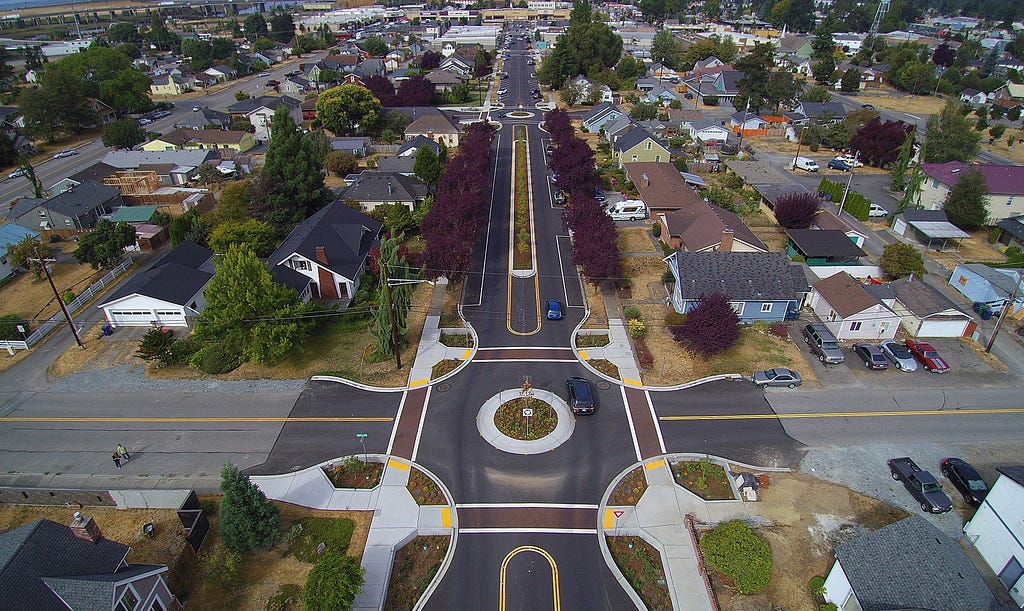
[750,225,790,252]
[617,226,658,253]
[439,281,465,329]
[858,90,947,115]
[0,262,104,320]
[981,129,1024,165]
[717,473,908,611]
[582,281,608,329]
[926,228,1006,265]
[621,257,667,304]
[47,322,145,378]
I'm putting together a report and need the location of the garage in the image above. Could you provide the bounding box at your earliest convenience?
[917,316,972,338]
[108,310,158,327]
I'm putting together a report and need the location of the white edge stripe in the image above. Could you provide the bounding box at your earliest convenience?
[644,389,667,454]
[385,391,408,455]
[621,385,643,462]
[459,528,597,535]
[456,503,599,509]
[410,385,432,462]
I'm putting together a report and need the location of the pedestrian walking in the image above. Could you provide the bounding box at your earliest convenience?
[112,453,122,469]
[117,444,131,462]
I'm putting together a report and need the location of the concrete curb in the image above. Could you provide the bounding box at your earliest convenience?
[642,373,747,392]
[596,459,658,611]
[475,388,575,455]
[404,459,459,611]
[309,375,408,393]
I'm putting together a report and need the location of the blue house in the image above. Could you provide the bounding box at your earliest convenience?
[581,102,623,133]
[665,251,809,322]
[948,263,1024,315]
[0,223,39,279]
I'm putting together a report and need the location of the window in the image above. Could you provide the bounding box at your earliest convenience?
[115,587,139,611]
[655,155,661,162]
[760,303,772,313]
[849,321,862,331]
[1009,195,1015,206]
[150,599,165,611]
[631,155,638,161]
[645,141,651,150]
[730,302,744,315]
[294,259,310,271]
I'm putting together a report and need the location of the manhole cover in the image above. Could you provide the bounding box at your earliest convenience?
[595,380,612,390]
[436,383,452,393]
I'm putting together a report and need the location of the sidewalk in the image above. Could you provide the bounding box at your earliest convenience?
[406,278,476,387]
[575,284,643,385]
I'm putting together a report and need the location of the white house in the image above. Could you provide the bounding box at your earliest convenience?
[960,88,989,105]
[808,272,901,341]
[864,276,975,337]
[682,119,731,145]
[964,465,1024,607]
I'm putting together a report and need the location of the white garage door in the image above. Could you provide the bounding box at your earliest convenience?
[918,319,969,337]
[155,310,187,327]
[107,310,157,327]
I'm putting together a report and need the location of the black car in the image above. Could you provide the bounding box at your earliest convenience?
[940,457,989,505]
[853,343,888,370]
[566,377,595,414]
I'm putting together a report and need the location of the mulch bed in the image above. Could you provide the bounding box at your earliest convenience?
[606,535,672,611]
[576,334,610,348]
[608,466,648,505]
[431,359,460,379]
[407,468,446,505]
[384,535,450,611]
[589,358,620,379]
[671,459,734,500]
[438,332,473,348]
[493,396,557,440]
[323,459,383,489]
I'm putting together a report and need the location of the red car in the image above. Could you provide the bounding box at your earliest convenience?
[904,339,950,373]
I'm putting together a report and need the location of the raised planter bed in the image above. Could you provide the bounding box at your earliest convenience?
[493,396,557,440]
[609,466,648,506]
[384,535,450,611]
[589,358,620,379]
[670,458,734,500]
[576,333,610,348]
[439,332,473,348]
[407,467,445,505]
[431,359,460,380]
[323,457,383,489]
[512,126,533,271]
[606,535,672,611]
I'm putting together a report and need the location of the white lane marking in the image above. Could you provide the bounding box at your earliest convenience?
[477,346,573,351]
[410,385,432,462]
[906,114,921,120]
[467,132,502,308]
[459,528,597,535]
[457,503,599,509]
[555,235,585,308]
[621,385,643,462]
[385,391,409,455]
[644,389,667,454]
[471,359,579,363]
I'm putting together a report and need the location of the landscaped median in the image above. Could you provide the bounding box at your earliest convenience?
[511,124,534,273]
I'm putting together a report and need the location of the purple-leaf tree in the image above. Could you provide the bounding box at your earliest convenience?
[543,109,574,145]
[672,292,740,356]
[363,75,395,107]
[395,75,435,107]
[419,51,442,71]
[850,117,914,168]
[774,192,822,229]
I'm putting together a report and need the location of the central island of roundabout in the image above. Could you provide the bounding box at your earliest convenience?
[475,387,575,454]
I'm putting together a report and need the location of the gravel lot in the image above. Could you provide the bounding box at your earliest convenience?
[48,364,307,394]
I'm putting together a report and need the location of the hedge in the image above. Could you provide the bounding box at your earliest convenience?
[698,520,772,594]
[818,177,870,222]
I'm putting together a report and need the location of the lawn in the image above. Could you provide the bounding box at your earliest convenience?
[512,127,533,270]
[856,89,947,115]
[581,281,609,329]
[618,226,658,254]
[620,257,667,304]
[926,227,1007,265]
[0,257,103,321]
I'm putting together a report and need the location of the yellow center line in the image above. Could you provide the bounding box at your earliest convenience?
[660,407,1024,421]
[2,417,393,423]
[499,545,560,611]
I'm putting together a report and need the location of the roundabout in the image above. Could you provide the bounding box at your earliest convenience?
[475,388,575,454]
[503,110,535,119]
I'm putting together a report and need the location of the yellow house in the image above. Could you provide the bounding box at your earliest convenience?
[142,128,255,154]
[613,127,672,169]
[149,74,188,96]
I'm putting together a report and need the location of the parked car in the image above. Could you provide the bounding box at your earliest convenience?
[553,189,566,205]
[259,72,270,77]
[940,457,989,505]
[861,103,875,109]
[545,144,554,155]
[546,300,563,320]
[853,343,888,369]
[793,156,819,172]
[752,368,802,388]
[888,456,953,513]
[138,117,152,125]
[566,377,596,414]
[880,340,918,372]
[7,167,27,179]
[867,203,888,217]
[827,159,852,172]
[905,339,950,373]
[802,324,845,364]
[192,105,201,112]
[834,154,863,168]
[593,188,607,201]
[497,87,509,95]
[52,149,78,159]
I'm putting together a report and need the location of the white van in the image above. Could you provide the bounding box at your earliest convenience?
[793,156,819,172]
[606,200,649,221]
[868,203,888,217]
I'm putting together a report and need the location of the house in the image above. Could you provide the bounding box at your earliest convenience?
[581,102,623,133]
[301,97,318,121]
[785,229,867,265]
[948,263,1024,316]
[203,64,237,82]
[88,98,117,125]
[278,75,310,95]
[355,58,386,80]
[728,112,769,136]
[645,85,680,106]
[793,101,847,124]
[682,119,732,146]
[99,240,214,327]
[0,223,39,279]
[997,215,1024,249]
[658,204,767,253]
[439,54,474,78]
[268,200,383,302]
[612,127,671,168]
[602,115,635,143]
[10,181,123,232]
[625,162,705,212]
[890,208,970,253]
[813,210,868,248]
[376,155,417,175]
[109,205,160,225]
[0,515,182,611]
[960,88,989,105]
[665,251,808,322]
[404,111,461,147]
[330,138,370,157]
[963,465,1024,607]
[337,171,428,213]
[102,150,217,186]
[396,135,441,158]
[914,161,1024,222]
[424,69,464,93]
[694,55,726,70]
[150,74,189,96]
[864,276,975,337]
[141,128,255,155]
[777,35,813,59]
[823,516,996,611]
[226,95,303,141]
[173,107,232,130]
[681,69,743,104]
[808,271,901,340]
[1008,82,1024,101]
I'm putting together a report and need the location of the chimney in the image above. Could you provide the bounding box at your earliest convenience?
[70,512,103,543]
[641,172,649,188]
[387,180,394,195]
[720,229,734,252]
[315,246,329,265]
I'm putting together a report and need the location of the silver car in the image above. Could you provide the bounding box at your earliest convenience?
[880,340,918,372]
[752,368,802,388]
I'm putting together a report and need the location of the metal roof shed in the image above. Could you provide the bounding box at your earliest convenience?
[908,220,970,252]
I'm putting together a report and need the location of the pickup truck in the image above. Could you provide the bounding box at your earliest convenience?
[888,457,953,513]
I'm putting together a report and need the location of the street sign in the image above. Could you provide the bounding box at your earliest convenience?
[613,510,625,519]
[355,433,367,438]
[522,408,534,417]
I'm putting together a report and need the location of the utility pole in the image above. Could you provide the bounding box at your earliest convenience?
[381,262,402,370]
[838,150,860,217]
[30,256,84,349]
[791,123,808,170]
[737,99,750,153]
[986,271,1022,353]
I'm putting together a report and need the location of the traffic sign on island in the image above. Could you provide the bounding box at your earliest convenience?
[613,510,625,519]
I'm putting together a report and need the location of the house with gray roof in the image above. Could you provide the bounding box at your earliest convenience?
[376,155,417,175]
[612,126,671,169]
[226,95,303,141]
[404,111,461,147]
[785,229,867,265]
[268,200,382,302]
[793,101,847,124]
[396,135,441,157]
[948,263,1024,317]
[824,515,997,611]
[173,106,233,130]
[665,251,808,322]
[102,149,216,185]
[864,275,974,337]
[582,102,624,133]
[338,171,428,213]
[10,181,123,232]
[0,514,180,611]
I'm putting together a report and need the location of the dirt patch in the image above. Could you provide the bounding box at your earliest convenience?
[621,257,667,304]
[716,472,908,611]
[384,535,450,611]
[981,127,1024,165]
[926,227,1006,266]
[47,322,145,378]
[439,281,465,329]
[857,89,947,115]
[582,282,609,329]
[750,225,790,252]
[618,226,658,254]
[0,262,105,320]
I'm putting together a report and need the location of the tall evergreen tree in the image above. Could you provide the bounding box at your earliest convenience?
[943,169,989,229]
[924,100,981,163]
[219,463,280,552]
[413,145,442,192]
[261,106,332,230]
[889,130,916,191]
[370,233,417,359]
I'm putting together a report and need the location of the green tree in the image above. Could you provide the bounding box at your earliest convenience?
[990,123,1007,141]
[73,220,135,269]
[101,118,146,150]
[363,35,388,57]
[616,54,644,80]
[879,242,926,279]
[18,71,97,141]
[243,13,268,42]
[208,219,277,257]
[889,130,915,191]
[169,209,211,247]
[0,131,17,167]
[260,106,332,229]
[303,552,364,611]
[370,233,417,359]
[651,29,680,69]
[107,22,141,44]
[734,42,775,111]
[196,244,317,364]
[5,235,52,280]
[943,169,989,229]
[316,85,383,136]
[802,85,832,102]
[268,10,295,43]
[570,0,593,25]
[810,28,837,85]
[413,145,442,192]
[219,463,280,552]
[145,16,180,52]
[839,67,861,93]
[135,328,176,363]
[324,150,359,177]
[924,100,981,163]
[213,179,253,225]
[878,0,906,32]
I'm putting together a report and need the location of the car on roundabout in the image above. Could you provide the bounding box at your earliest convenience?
[565,377,595,414]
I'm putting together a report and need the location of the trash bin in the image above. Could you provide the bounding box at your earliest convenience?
[101,323,113,336]
[143,522,154,538]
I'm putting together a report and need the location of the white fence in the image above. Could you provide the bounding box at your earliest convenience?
[0,256,133,352]
[808,265,883,280]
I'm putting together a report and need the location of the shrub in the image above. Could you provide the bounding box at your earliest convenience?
[635,338,654,368]
[219,463,280,552]
[136,328,177,364]
[770,323,790,338]
[662,269,676,284]
[651,221,661,237]
[809,575,826,596]
[699,520,772,594]
[200,344,242,374]
[623,305,643,320]
[62,290,75,304]
[266,584,302,611]
[674,293,741,356]
[304,552,365,611]
[819,604,838,611]
[628,318,647,339]
[774,192,822,229]
[879,242,926,279]
[0,314,27,340]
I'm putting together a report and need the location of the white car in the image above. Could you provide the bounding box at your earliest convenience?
[52,149,78,159]
[497,88,509,95]
[834,153,863,168]
[880,340,918,372]
[138,118,152,125]
[259,72,270,77]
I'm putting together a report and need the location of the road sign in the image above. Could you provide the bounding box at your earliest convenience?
[613,510,625,519]
[522,408,534,417]
[355,433,367,438]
